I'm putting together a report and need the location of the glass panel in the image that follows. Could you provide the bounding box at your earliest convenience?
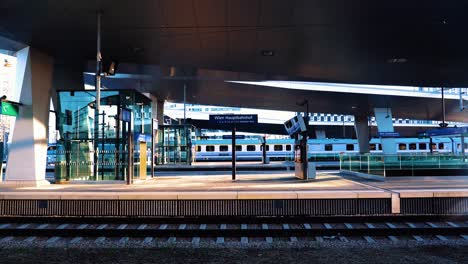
[220,145,228,152]
[206,146,215,152]
[274,145,283,151]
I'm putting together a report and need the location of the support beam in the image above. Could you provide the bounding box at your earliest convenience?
[4,47,53,186]
[151,96,165,165]
[354,115,370,154]
[374,108,397,155]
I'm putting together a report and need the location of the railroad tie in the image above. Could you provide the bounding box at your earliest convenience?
[0,236,14,243]
[70,237,83,244]
[364,236,375,243]
[77,224,89,229]
[56,224,69,229]
[95,237,106,243]
[24,236,36,243]
[143,237,153,244]
[216,224,226,244]
[119,237,129,243]
[47,237,61,243]
[426,222,448,241]
[241,224,248,243]
[263,224,273,243]
[192,224,206,245]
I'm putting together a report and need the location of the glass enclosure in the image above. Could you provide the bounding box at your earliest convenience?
[54,90,152,182]
[155,124,194,165]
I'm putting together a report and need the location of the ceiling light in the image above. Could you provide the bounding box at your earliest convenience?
[387,58,407,64]
[261,50,275,57]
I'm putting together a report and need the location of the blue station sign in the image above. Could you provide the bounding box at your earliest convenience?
[209,114,258,125]
[422,126,468,137]
[222,135,246,139]
[378,132,401,138]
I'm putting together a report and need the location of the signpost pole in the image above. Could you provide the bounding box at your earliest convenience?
[262,136,267,164]
[232,126,236,181]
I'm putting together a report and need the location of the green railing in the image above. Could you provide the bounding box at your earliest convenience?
[340,153,468,177]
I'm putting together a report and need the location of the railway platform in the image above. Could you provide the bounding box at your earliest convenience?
[155,161,339,171]
[0,171,467,217]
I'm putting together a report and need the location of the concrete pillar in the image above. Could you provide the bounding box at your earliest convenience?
[4,47,53,186]
[151,95,164,125]
[374,108,397,155]
[354,115,370,153]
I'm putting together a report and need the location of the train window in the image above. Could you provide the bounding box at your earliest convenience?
[398,144,407,150]
[219,145,228,152]
[438,143,444,150]
[346,144,354,151]
[247,145,255,151]
[196,146,201,152]
[370,144,376,151]
[465,143,468,149]
[419,143,427,150]
[274,145,283,151]
[206,146,215,152]
[377,144,381,150]
[431,143,437,150]
[325,144,332,151]
[286,145,292,151]
[261,145,270,151]
[236,145,242,151]
[409,143,416,150]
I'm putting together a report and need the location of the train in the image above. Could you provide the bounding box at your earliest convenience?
[193,137,468,162]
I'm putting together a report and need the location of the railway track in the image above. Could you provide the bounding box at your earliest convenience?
[0,216,468,245]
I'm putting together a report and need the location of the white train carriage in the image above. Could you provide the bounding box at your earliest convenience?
[194,137,465,162]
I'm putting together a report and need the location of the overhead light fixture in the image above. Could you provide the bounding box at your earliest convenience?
[103,60,118,76]
[261,50,275,57]
[387,58,407,64]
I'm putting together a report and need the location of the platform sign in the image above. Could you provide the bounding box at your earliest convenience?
[209,114,258,125]
[119,108,132,122]
[222,135,245,139]
[135,133,152,142]
[378,132,400,138]
[0,101,19,117]
[423,127,468,137]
